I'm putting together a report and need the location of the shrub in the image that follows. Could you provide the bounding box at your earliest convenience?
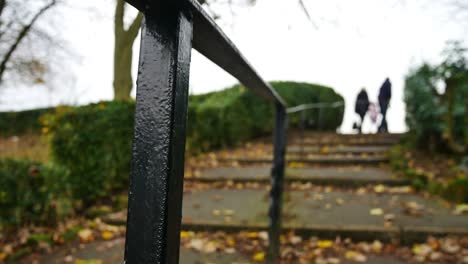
[404,42,467,153]
[45,82,344,201]
[389,145,468,203]
[188,81,345,151]
[0,159,72,227]
[273,81,344,130]
[44,102,134,204]
[0,108,54,136]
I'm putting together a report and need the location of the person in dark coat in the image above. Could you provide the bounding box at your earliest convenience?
[354,88,370,133]
[378,78,392,133]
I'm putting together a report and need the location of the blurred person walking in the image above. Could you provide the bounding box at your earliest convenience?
[378,78,392,133]
[354,88,370,133]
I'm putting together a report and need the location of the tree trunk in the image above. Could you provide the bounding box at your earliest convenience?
[112,0,142,100]
[113,39,133,100]
[443,79,465,154]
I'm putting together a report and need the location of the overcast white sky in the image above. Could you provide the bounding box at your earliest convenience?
[1,0,467,133]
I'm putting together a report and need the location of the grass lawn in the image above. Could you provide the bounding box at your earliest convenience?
[0,133,49,163]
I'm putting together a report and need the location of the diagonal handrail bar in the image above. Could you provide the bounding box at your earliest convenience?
[287,101,344,114]
[125,0,287,107]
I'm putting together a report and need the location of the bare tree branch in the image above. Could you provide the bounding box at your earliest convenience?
[0,0,57,83]
[298,0,318,30]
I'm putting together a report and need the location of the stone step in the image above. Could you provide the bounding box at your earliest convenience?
[290,138,399,146]
[289,132,404,140]
[105,189,468,244]
[287,145,390,154]
[186,166,408,186]
[217,155,389,165]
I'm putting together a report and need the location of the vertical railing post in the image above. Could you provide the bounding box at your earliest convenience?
[124,5,193,264]
[300,109,305,156]
[267,103,288,263]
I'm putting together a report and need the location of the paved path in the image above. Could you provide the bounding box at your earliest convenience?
[33,237,410,264]
[31,238,250,264]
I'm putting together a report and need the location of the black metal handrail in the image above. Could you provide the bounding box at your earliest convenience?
[287,101,344,114]
[122,0,287,263]
[287,101,344,155]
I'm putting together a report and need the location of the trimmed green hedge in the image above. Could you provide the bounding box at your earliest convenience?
[44,102,134,204]
[0,108,54,136]
[188,81,344,150]
[43,81,344,201]
[0,159,72,227]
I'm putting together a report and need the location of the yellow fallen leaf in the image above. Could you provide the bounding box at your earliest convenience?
[0,252,7,261]
[78,229,94,243]
[223,209,235,216]
[180,231,194,239]
[453,204,468,215]
[212,210,221,216]
[373,184,385,193]
[101,231,114,240]
[252,252,265,262]
[226,237,236,247]
[317,240,333,248]
[412,244,432,256]
[202,241,217,253]
[320,146,330,154]
[370,208,383,216]
[247,232,258,239]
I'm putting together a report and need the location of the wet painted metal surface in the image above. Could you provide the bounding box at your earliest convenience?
[123,0,288,263]
[124,5,193,264]
[267,104,288,263]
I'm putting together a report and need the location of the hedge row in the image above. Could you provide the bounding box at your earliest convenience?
[0,159,72,227]
[188,81,344,151]
[42,81,344,203]
[0,107,54,136]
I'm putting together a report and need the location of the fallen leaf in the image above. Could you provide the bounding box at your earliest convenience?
[247,232,258,239]
[190,238,204,251]
[440,238,460,254]
[202,241,217,253]
[101,231,114,240]
[180,231,194,239]
[317,240,333,248]
[223,209,235,216]
[371,240,383,253]
[370,208,383,216]
[78,229,94,243]
[289,235,302,245]
[412,244,432,257]
[373,184,385,193]
[212,210,221,216]
[453,204,468,215]
[252,252,265,262]
[345,250,367,262]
